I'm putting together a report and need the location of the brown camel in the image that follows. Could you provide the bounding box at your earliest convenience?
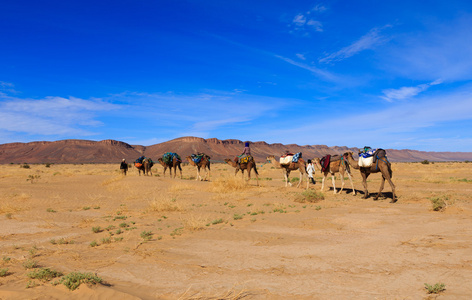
[343,151,396,202]
[266,155,308,189]
[224,156,259,185]
[186,154,211,181]
[157,156,182,179]
[313,156,356,195]
[135,158,153,176]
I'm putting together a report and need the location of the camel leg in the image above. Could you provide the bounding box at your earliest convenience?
[346,172,356,196]
[361,172,369,199]
[375,176,386,200]
[255,169,259,186]
[339,172,345,194]
[331,174,336,194]
[388,178,396,203]
[196,167,200,181]
[297,170,304,188]
[321,174,326,191]
[178,165,182,179]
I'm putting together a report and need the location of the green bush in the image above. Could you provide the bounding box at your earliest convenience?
[27,268,62,281]
[430,196,448,211]
[424,282,446,294]
[60,272,102,291]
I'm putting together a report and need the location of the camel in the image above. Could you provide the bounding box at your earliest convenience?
[343,151,396,202]
[224,156,259,185]
[313,155,356,195]
[157,156,182,179]
[136,158,153,176]
[186,153,211,181]
[266,155,308,189]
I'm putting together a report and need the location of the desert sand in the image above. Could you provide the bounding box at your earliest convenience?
[1,161,472,299]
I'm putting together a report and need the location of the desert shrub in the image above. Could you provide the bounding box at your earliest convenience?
[26,174,40,183]
[92,226,102,233]
[59,272,102,291]
[140,231,153,241]
[45,163,52,168]
[421,160,430,164]
[294,190,325,203]
[290,177,300,183]
[23,259,39,269]
[424,282,446,294]
[0,268,9,277]
[147,196,183,212]
[27,268,62,281]
[21,163,30,169]
[430,195,448,211]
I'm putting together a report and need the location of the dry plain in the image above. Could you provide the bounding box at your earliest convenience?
[0,161,472,299]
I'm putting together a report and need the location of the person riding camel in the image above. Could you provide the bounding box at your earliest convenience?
[238,142,251,163]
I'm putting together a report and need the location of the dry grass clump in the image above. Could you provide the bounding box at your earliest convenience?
[210,176,248,193]
[294,189,325,203]
[180,214,210,232]
[0,203,23,214]
[147,196,184,213]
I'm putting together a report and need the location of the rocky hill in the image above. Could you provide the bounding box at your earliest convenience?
[1,137,471,163]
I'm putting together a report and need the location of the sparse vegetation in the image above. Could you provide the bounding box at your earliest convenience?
[294,189,325,203]
[59,272,102,291]
[0,268,9,277]
[27,268,63,281]
[424,282,446,294]
[26,174,41,183]
[140,231,153,241]
[23,259,39,269]
[430,195,449,211]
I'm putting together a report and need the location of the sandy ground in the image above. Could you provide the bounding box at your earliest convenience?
[0,161,472,299]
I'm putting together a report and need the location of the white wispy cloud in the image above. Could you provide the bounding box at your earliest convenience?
[274,55,338,81]
[291,9,324,33]
[261,85,472,151]
[0,94,118,136]
[319,26,391,64]
[381,79,443,102]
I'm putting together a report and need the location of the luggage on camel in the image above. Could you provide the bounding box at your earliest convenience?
[191,153,209,164]
[279,154,294,165]
[358,147,386,168]
[279,152,301,165]
[320,155,331,172]
[163,152,181,164]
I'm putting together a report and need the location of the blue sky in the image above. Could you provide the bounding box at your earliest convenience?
[1,1,472,151]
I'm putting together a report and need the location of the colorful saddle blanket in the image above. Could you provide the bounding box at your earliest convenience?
[320,155,331,172]
[163,152,181,164]
[292,152,302,163]
[280,152,301,165]
[239,155,252,164]
[191,153,208,163]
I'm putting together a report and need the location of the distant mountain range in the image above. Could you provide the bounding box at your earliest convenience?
[1,137,471,163]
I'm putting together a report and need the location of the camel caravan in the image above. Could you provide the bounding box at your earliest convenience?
[128,144,396,203]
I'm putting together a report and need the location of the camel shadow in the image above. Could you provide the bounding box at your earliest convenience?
[329,187,359,195]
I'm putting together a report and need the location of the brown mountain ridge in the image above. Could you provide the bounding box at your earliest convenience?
[1,136,471,164]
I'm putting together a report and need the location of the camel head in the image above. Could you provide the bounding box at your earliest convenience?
[224,158,232,164]
[266,155,275,162]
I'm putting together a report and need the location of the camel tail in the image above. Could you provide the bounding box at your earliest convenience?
[254,164,259,175]
[178,164,182,171]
